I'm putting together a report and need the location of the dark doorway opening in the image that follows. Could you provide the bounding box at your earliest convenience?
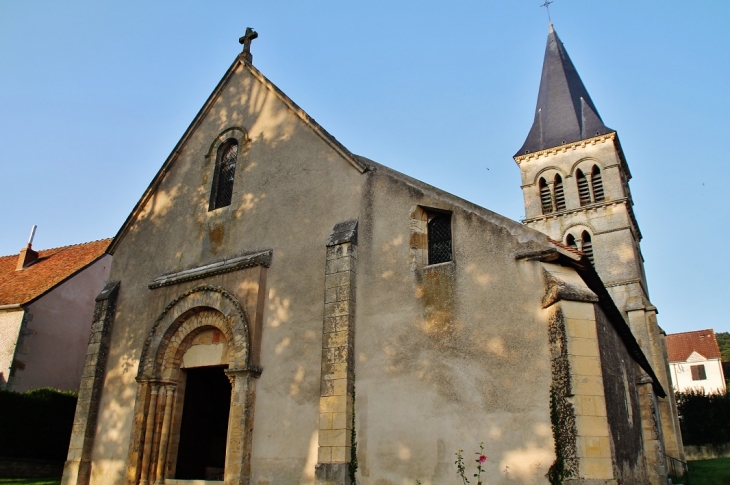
[175,365,231,481]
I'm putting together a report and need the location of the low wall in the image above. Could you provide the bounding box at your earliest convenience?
[685,443,730,461]
[0,457,64,478]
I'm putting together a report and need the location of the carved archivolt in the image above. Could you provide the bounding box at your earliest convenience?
[137,285,250,379]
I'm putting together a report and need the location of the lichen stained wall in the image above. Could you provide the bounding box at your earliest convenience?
[594,305,646,484]
[355,164,556,484]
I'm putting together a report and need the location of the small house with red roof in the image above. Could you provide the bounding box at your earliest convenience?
[0,238,111,392]
[666,329,726,394]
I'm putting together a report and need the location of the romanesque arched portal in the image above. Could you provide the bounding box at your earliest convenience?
[126,286,260,485]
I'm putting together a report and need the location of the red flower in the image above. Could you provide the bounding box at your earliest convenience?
[479,455,487,463]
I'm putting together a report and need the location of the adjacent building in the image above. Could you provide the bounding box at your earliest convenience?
[667,329,727,394]
[0,238,111,392]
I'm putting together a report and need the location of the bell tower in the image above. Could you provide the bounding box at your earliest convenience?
[514,24,685,460]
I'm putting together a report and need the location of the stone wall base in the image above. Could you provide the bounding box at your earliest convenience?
[684,443,730,461]
[315,462,351,485]
[564,479,617,485]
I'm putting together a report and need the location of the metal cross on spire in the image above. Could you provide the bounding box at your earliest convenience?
[540,0,554,24]
[239,27,259,63]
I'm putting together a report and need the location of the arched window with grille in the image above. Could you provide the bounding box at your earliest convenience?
[581,231,594,264]
[554,174,566,211]
[539,178,553,214]
[210,139,238,210]
[566,233,577,250]
[576,169,591,206]
[591,165,605,202]
[427,213,452,265]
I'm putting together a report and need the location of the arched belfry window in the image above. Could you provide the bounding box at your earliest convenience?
[554,174,566,211]
[566,234,577,250]
[582,231,594,264]
[210,139,238,210]
[427,213,452,265]
[539,178,553,214]
[576,169,591,206]
[591,165,605,202]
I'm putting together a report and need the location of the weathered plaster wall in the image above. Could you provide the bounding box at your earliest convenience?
[355,165,555,484]
[88,61,363,485]
[594,305,646,484]
[0,309,24,388]
[12,256,111,393]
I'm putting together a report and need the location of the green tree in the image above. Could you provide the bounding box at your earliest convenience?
[716,332,730,362]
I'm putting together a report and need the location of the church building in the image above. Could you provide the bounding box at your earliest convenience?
[62,26,681,485]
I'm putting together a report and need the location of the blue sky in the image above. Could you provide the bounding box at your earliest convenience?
[1,1,728,334]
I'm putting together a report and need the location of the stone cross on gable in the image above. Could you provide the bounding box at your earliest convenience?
[239,27,259,63]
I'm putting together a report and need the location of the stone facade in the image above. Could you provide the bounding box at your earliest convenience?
[64,45,673,485]
[515,135,684,463]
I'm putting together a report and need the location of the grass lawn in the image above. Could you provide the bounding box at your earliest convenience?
[0,479,60,485]
[688,457,730,485]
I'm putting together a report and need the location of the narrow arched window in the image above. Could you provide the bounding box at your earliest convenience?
[427,213,452,265]
[554,174,566,211]
[539,178,553,214]
[591,165,605,202]
[576,169,591,206]
[210,139,238,210]
[566,234,577,250]
[582,231,594,264]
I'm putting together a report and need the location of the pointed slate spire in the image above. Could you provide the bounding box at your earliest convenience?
[516,25,613,156]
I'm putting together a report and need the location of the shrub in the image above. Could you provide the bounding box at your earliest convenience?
[0,388,77,460]
[675,389,730,446]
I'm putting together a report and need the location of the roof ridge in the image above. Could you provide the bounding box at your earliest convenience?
[0,238,112,258]
[668,329,716,336]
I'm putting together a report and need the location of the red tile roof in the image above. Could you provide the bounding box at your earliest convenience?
[666,329,722,362]
[0,239,111,306]
[548,237,585,258]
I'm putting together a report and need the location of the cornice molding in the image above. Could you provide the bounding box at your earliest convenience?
[514,132,617,164]
[149,250,272,289]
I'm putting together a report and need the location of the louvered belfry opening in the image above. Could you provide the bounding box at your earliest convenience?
[553,174,566,211]
[539,178,553,214]
[211,139,238,210]
[427,213,452,265]
[576,169,591,206]
[591,165,605,202]
[581,231,594,264]
[566,234,577,250]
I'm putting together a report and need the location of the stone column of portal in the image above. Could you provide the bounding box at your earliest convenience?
[62,281,120,485]
[138,384,160,485]
[637,375,669,485]
[315,220,358,485]
[154,385,175,485]
[223,367,259,485]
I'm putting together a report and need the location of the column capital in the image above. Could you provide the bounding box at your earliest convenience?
[225,365,263,379]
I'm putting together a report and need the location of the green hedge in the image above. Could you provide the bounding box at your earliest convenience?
[676,390,730,446]
[0,388,77,460]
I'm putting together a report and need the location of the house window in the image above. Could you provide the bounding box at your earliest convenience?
[539,178,553,214]
[554,174,566,211]
[427,213,452,265]
[210,139,238,210]
[591,165,605,202]
[576,169,591,206]
[691,364,707,381]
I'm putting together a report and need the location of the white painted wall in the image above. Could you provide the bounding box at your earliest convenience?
[669,352,726,394]
[0,309,25,388]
